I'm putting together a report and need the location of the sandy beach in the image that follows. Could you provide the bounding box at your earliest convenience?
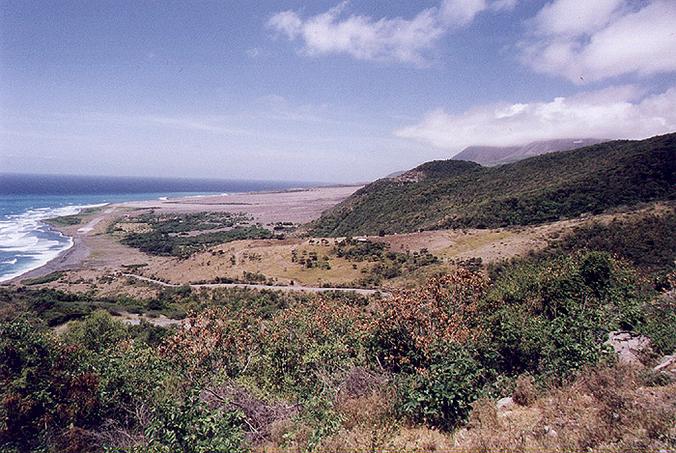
[121,185,362,225]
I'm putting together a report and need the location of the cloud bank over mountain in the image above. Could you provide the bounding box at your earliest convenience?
[397,85,676,153]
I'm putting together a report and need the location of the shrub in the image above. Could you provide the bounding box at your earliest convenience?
[637,291,676,354]
[94,343,171,426]
[0,319,99,451]
[542,209,676,282]
[512,375,537,406]
[250,297,370,396]
[63,310,129,353]
[369,269,487,372]
[145,391,246,452]
[160,307,257,380]
[397,345,484,431]
[481,252,646,378]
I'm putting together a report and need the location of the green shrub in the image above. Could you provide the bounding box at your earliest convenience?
[94,343,172,425]
[481,252,646,378]
[145,392,246,453]
[0,319,99,451]
[397,344,484,431]
[63,310,129,353]
[638,294,676,354]
[250,298,368,397]
[542,210,676,282]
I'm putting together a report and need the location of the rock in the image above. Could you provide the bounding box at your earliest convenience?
[654,354,676,377]
[496,396,515,411]
[605,331,652,365]
[544,425,558,438]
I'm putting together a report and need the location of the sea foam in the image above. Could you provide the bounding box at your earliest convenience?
[0,203,107,283]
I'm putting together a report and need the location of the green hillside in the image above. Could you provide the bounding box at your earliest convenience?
[311,133,676,236]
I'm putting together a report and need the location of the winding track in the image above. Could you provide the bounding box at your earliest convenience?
[122,273,387,296]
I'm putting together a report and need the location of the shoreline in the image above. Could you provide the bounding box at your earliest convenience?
[3,184,362,285]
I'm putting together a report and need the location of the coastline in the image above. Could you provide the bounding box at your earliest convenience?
[4,184,362,285]
[10,236,89,283]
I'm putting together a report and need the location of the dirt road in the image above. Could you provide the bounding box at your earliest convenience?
[122,273,387,296]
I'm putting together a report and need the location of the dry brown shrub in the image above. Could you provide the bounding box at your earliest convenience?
[319,369,398,452]
[372,269,488,369]
[256,365,675,452]
[453,364,676,452]
[335,367,388,406]
[319,425,454,453]
[383,425,456,452]
[512,374,538,406]
[55,426,98,453]
[160,306,258,378]
[202,382,299,444]
[467,398,500,431]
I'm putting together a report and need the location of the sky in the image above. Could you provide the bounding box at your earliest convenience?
[1,0,675,183]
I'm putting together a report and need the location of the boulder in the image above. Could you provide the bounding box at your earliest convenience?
[605,331,652,365]
[496,396,515,412]
[544,425,558,439]
[654,354,676,377]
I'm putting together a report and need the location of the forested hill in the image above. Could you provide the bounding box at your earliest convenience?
[311,133,676,236]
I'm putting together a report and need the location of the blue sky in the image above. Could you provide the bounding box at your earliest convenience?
[1,0,675,183]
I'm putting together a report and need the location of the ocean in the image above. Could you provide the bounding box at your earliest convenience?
[0,173,314,283]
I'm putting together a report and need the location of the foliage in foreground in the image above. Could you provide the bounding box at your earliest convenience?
[0,251,672,451]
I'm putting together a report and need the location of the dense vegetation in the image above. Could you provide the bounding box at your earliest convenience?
[21,271,64,286]
[0,286,187,326]
[311,134,675,236]
[542,208,676,283]
[110,211,275,257]
[2,248,673,451]
[127,212,252,234]
[3,137,674,450]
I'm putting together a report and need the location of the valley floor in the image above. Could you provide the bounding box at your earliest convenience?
[11,192,672,305]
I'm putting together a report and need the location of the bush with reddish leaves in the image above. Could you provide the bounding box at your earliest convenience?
[369,269,488,372]
[0,319,100,451]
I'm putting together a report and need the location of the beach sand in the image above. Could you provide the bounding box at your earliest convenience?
[122,185,362,225]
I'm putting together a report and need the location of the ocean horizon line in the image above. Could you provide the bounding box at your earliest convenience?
[0,172,331,196]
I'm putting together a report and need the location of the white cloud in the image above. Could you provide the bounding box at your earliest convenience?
[532,0,625,36]
[267,0,516,64]
[522,0,676,82]
[267,10,304,39]
[439,0,487,26]
[395,85,676,153]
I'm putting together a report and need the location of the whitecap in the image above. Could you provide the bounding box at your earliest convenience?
[0,203,106,283]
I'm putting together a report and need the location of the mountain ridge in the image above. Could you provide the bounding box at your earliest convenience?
[452,138,608,166]
[311,133,676,236]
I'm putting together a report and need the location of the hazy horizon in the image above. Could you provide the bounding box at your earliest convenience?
[0,171,336,186]
[2,0,675,182]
